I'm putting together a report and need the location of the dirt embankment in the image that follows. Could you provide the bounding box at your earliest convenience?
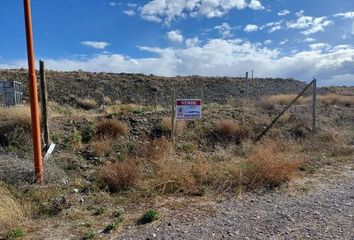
[0,69,308,106]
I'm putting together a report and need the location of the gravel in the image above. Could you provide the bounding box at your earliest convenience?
[116,165,354,240]
[0,153,66,185]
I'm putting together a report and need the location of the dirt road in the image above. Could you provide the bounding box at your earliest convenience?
[116,164,354,240]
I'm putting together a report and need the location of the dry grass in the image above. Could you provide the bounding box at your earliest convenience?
[262,93,354,107]
[97,161,140,192]
[289,121,312,138]
[214,120,251,141]
[264,94,306,106]
[48,101,77,116]
[304,129,354,158]
[154,160,197,194]
[95,119,129,139]
[103,103,156,114]
[317,94,354,106]
[0,106,32,148]
[136,138,172,161]
[0,184,27,237]
[88,138,113,158]
[238,140,300,188]
[161,117,186,135]
[0,106,32,130]
[76,98,98,110]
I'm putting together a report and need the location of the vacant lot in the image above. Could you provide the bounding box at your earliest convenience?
[0,74,353,239]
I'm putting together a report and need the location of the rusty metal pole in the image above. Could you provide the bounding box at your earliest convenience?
[23,0,44,184]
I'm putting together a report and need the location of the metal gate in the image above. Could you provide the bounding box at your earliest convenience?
[0,80,23,106]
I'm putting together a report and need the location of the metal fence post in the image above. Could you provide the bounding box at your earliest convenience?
[155,92,158,110]
[312,78,317,133]
[171,90,176,144]
[246,72,249,99]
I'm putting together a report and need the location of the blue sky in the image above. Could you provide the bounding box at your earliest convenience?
[1,0,354,86]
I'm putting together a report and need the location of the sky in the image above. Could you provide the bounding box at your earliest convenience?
[0,0,354,86]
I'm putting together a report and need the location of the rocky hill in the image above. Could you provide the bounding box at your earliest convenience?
[0,69,308,106]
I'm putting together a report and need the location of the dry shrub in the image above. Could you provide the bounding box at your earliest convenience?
[289,121,311,138]
[76,98,98,110]
[263,94,308,106]
[308,130,354,157]
[154,160,196,194]
[88,138,112,157]
[95,119,129,139]
[239,140,300,188]
[0,106,32,129]
[132,138,172,162]
[317,94,354,106]
[162,117,186,134]
[0,184,27,236]
[262,93,354,108]
[212,145,237,162]
[97,161,139,192]
[0,106,32,148]
[104,103,155,115]
[214,120,251,142]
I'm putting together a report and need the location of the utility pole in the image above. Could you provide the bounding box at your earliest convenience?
[24,0,44,184]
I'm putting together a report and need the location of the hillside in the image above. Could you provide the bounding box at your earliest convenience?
[0,69,308,106]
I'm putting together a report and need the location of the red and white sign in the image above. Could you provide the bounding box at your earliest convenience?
[176,99,202,120]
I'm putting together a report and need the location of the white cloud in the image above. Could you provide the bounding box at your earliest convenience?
[334,11,354,19]
[303,37,316,42]
[309,43,330,51]
[140,0,263,24]
[123,10,136,16]
[127,3,138,8]
[268,25,282,33]
[3,39,354,86]
[167,30,184,42]
[215,22,233,38]
[278,9,290,16]
[287,15,333,35]
[109,2,117,7]
[244,24,259,32]
[264,40,272,45]
[248,0,264,10]
[185,37,200,47]
[260,20,283,33]
[295,10,304,17]
[279,39,288,45]
[81,41,110,49]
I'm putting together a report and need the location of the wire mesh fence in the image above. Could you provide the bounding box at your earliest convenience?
[0,78,322,186]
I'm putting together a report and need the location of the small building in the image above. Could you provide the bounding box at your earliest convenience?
[0,80,23,106]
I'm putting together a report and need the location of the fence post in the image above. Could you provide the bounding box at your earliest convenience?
[39,60,50,149]
[171,90,176,144]
[155,92,158,111]
[254,79,315,143]
[312,78,317,133]
[246,72,250,99]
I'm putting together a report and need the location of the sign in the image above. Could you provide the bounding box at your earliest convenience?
[176,99,202,120]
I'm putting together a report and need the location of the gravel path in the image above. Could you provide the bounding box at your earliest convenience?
[116,165,354,240]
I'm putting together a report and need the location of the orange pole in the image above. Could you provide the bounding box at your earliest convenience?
[23,0,44,184]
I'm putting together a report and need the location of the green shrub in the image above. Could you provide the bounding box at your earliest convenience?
[81,125,95,143]
[6,228,25,239]
[83,230,97,240]
[93,206,106,216]
[140,209,160,224]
